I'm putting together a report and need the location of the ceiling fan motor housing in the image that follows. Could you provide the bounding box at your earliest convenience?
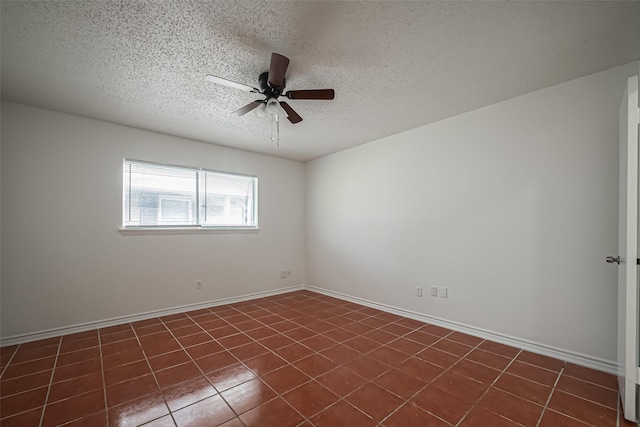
[259,71,285,99]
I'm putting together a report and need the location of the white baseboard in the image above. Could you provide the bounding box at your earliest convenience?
[303,285,618,375]
[0,283,618,376]
[0,285,304,347]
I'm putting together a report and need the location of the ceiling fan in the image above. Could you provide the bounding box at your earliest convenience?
[205,53,335,126]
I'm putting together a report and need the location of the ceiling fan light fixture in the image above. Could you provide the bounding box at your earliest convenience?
[266,98,280,115]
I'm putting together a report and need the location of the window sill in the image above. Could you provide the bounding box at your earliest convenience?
[118,227,260,235]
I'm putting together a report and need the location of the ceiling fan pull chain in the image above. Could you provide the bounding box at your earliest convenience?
[270,113,280,146]
[270,114,274,142]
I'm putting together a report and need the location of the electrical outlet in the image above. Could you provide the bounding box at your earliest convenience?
[416,286,423,297]
[280,270,288,279]
[286,269,292,277]
[440,287,448,298]
[430,286,438,297]
[196,280,203,290]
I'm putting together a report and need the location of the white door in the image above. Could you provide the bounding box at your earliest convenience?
[616,74,639,422]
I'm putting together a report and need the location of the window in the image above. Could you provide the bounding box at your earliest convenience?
[123,159,257,229]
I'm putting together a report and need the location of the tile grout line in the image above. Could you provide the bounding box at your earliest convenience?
[97,329,109,426]
[534,364,564,427]
[230,303,337,425]
[280,294,616,426]
[38,337,62,427]
[187,297,553,426]
[234,299,396,425]
[184,305,322,424]
[178,310,254,426]
[275,309,400,425]
[372,331,460,426]
[558,368,620,392]
[3,292,619,427]
[376,329,468,426]
[381,332,477,425]
[550,386,622,414]
[454,348,525,427]
[153,299,608,427]
[237,306,346,426]
[130,321,179,427]
[469,354,613,425]
[281,309,476,425]
[0,344,20,380]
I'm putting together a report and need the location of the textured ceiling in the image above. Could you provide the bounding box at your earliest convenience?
[2,1,640,162]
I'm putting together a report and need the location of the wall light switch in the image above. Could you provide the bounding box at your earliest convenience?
[416,286,423,297]
[440,287,448,298]
[430,286,438,297]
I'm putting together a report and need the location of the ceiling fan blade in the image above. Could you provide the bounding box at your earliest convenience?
[285,89,335,100]
[232,101,263,116]
[279,101,303,124]
[276,103,289,119]
[268,53,289,88]
[205,75,259,93]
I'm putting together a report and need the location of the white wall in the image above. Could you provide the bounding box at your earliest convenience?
[306,63,638,363]
[1,102,306,339]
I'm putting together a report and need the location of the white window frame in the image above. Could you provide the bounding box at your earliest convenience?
[121,159,259,232]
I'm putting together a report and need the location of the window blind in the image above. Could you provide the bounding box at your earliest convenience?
[123,159,258,228]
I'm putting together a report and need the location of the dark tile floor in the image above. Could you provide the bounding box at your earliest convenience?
[0,290,635,426]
